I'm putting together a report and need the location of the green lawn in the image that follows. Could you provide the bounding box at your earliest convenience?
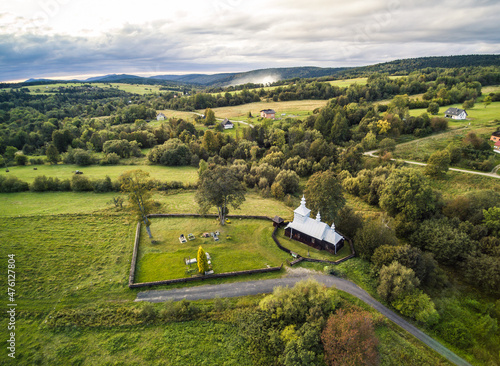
[135,217,290,282]
[0,164,198,183]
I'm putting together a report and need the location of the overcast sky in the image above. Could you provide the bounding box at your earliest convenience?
[1,0,499,82]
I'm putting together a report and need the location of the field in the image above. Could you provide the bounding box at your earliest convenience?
[409,101,500,128]
[0,164,198,184]
[135,217,289,282]
[203,99,329,121]
[155,109,199,122]
[9,82,170,95]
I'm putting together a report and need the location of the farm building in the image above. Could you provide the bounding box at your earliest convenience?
[284,196,344,254]
[444,108,467,120]
[490,130,500,143]
[494,141,500,154]
[221,118,234,129]
[260,109,276,119]
[156,113,166,121]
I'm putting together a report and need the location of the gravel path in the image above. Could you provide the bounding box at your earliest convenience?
[136,272,471,366]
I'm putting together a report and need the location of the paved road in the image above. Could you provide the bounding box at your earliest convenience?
[364,150,500,179]
[136,273,471,366]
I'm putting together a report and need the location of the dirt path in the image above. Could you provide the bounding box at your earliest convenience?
[136,272,470,366]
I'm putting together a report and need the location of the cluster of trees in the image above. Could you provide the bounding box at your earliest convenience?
[240,279,378,366]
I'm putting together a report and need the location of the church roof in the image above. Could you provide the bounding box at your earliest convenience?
[294,195,311,217]
[285,196,343,246]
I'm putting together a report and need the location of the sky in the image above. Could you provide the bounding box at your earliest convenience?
[1,0,499,82]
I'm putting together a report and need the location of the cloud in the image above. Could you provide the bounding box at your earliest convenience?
[1,0,500,81]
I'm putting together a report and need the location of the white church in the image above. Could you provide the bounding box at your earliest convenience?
[284,195,344,254]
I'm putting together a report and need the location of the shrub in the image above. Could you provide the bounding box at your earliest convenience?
[0,175,29,193]
[70,175,93,191]
[31,175,70,192]
[15,154,28,166]
[100,153,120,165]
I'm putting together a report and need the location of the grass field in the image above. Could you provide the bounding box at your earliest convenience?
[0,164,198,183]
[135,217,290,282]
[0,190,293,219]
[155,109,198,122]
[409,101,500,129]
[9,82,170,95]
[203,99,329,122]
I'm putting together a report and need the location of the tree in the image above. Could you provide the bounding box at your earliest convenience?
[427,102,439,115]
[354,219,398,260]
[380,168,439,222]
[15,154,28,166]
[45,144,60,164]
[483,207,500,236]
[204,108,216,126]
[119,170,155,238]
[462,98,475,109]
[274,169,300,195]
[321,308,378,366]
[4,146,18,162]
[196,166,245,225]
[197,246,210,274]
[377,262,420,303]
[304,171,345,224]
[483,95,492,108]
[424,149,450,178]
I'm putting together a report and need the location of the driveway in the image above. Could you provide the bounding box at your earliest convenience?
[136,272,471,366]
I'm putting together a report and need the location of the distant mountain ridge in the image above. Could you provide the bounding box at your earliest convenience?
[19,54,500,87]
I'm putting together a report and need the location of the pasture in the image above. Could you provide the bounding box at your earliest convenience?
[204,99,329,121]
[9,82,170,95]
[0,164,198,184]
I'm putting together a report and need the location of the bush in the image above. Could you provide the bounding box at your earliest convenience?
[92,176,114,192]
[100,153,120,165]
[70,175,93,191]
[31,175,70,192]
[0,175,29,193]
[29,157,45,165]
[15,154,28,166]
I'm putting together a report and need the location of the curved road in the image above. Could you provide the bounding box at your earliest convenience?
[136,273,471,366]
[364,150,500,179]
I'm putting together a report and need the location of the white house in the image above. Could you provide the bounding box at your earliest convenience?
[221,118,234,129]
[444,108,467,120]
[156,113,166,121]
[284,196,344,254]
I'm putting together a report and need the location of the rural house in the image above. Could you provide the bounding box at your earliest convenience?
[260,109,276,119]
[494,141,500,154]
[221,118,234,129]
[444,108,467,120]
[490,130,500,143]
[156,113,166,121]
[284,196,344,254]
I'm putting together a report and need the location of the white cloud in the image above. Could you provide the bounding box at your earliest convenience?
[1,0,500,81]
